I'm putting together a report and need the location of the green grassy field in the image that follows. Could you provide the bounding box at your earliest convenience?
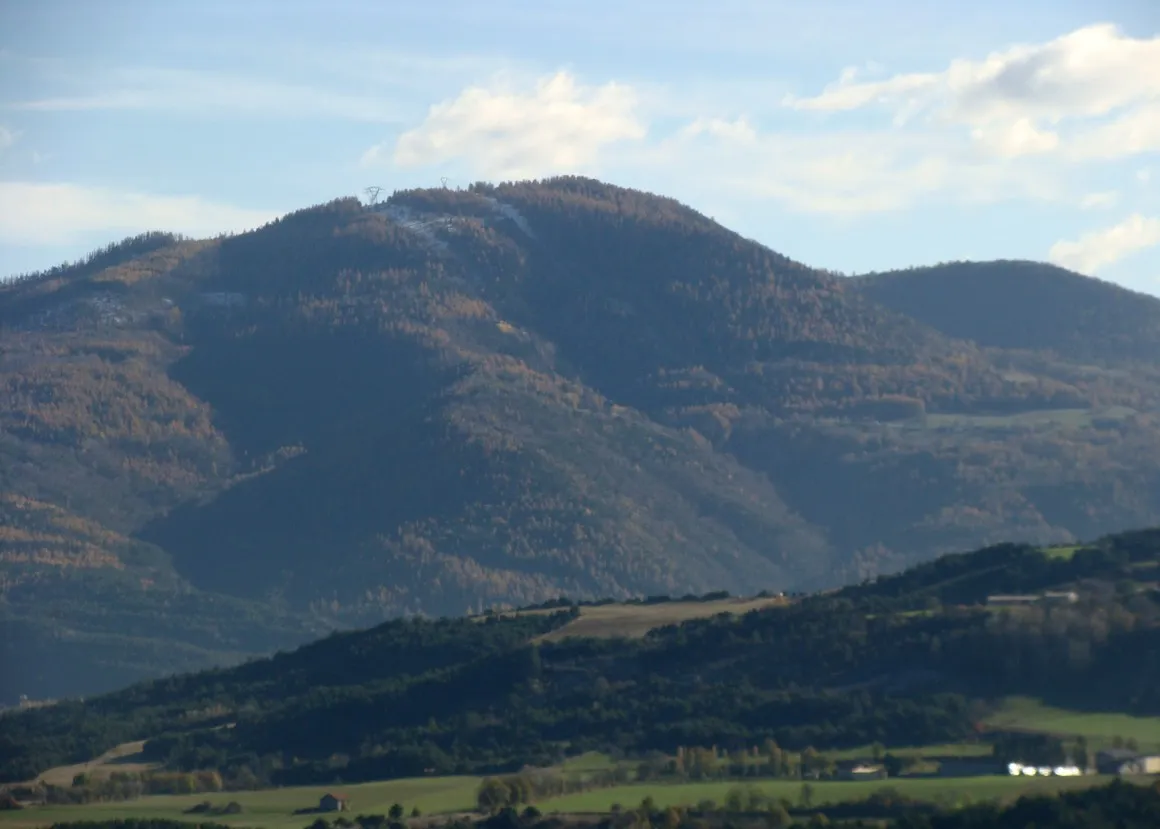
[536,774,1119,813]
[558,753,618,773]
[985,697,1160,750]
[0,775,481,829]
[1040,545,1081,560]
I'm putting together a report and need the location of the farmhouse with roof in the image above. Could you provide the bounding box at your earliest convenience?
[319,792,350,812]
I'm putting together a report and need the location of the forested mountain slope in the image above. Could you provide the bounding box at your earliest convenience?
[850,260,1160,363]
[4,178,1160,700]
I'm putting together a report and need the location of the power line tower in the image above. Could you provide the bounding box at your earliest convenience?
[363,186,384,206]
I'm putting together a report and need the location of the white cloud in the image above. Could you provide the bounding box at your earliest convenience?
[1079,191,1119,210]
[1049,214,1160,274]
[373,71,646,178]
[635,115,1062,216]
[1068,104,1160,160]
[0,126,14,151]
[969,117,1059,158]
[371,25,1154,218]
[0,182,278,246]
[784,23,1160,160]
[9,67,400,123]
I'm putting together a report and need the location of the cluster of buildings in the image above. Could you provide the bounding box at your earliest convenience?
[1095,749,1160,776]
[1006,750,1160,778]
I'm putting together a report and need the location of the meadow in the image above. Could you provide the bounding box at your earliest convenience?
[984,697,1160,751]
[536,774,1119,813]
[0,775,481,829]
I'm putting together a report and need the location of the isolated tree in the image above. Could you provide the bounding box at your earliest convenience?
[763,738,783,776]
[799,782,814,809]
[765,803,792,829]
[801,747,821,779]
[477,778,510,813]
[725,787,745,813]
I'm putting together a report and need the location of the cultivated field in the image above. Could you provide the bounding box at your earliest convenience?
[533,597,787,642]
[984,697,1160,750]
[536,774,1120,813]
[0,775,481,829]
[32,740,155,787]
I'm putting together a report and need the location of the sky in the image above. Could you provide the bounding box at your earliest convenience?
[0,0,1158,292]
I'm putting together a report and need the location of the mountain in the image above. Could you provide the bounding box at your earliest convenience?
[850,260,1160,363]
[5,178,1160,701]
[4,527,1159,785]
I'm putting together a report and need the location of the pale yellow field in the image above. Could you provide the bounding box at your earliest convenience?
[32,740,156,787]
[534,597,787,642]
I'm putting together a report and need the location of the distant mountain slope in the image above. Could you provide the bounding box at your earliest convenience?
[850,260,1160,362]
[6,179,1160,700]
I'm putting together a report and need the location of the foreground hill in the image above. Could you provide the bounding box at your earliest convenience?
[850,260,1160,363]
[2,527,1158,786]
[6,179,1160,699]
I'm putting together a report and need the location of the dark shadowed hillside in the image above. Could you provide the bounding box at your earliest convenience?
[5,178,1160,700]
[851,260,1160,363]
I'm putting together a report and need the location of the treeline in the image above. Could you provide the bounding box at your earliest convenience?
[511,590,738,613]
[907,778,1160,828]
[471,741,892,814]
[841,530,1160,609]
[2,231,185,286]
[47,822,234,829]
[34,770,226,806]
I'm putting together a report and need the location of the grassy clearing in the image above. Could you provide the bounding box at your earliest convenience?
[31,740,156,788]
[536,774,1117,813]
[924,409,1095,431]
[985,697,1160,750]
[0,776,481,829]
[922,406,1136,433]
[1040,545,1081,560]
[535,597,787,643]
[558,753,618,773]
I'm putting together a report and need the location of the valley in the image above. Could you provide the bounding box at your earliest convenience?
[4,525,1160,829]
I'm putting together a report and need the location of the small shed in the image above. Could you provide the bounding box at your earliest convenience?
[319,792,350,812]
[838,763,887,780]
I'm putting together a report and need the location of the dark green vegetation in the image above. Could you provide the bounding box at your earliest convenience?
[47,823,234,829]
[852,260,1160,362]
[6,179,1160,701]
[3,529,1158,791]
